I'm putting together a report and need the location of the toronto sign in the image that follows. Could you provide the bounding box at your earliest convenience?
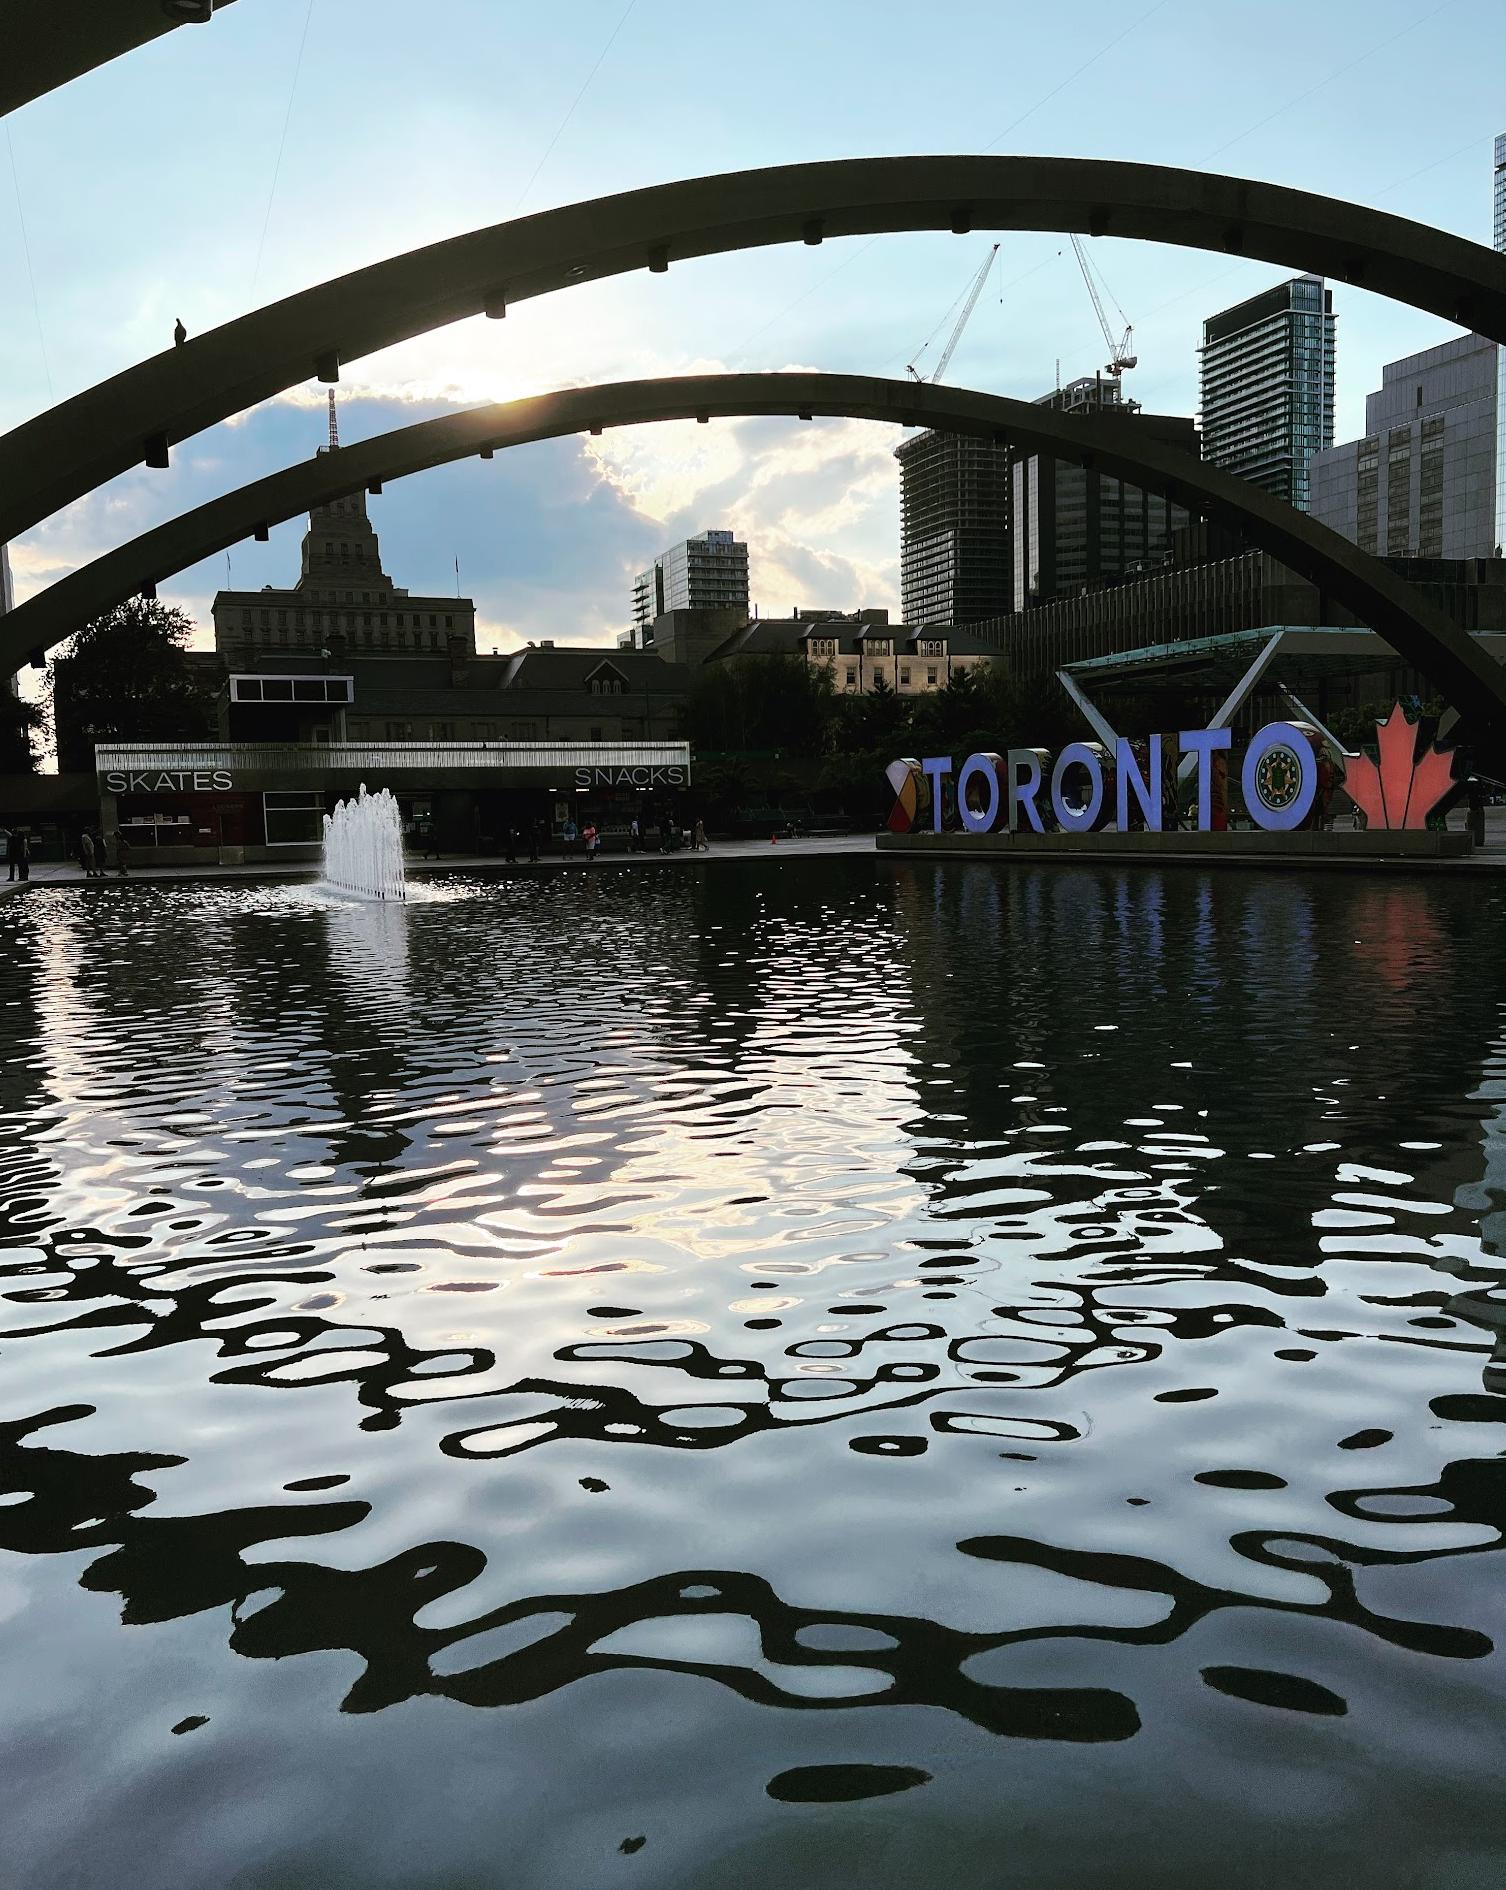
[886,706,1457,837]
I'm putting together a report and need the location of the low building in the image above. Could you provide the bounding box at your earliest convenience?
[96,736,693,865]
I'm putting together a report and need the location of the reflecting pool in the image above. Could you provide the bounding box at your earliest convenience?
[3,858,1506,1888]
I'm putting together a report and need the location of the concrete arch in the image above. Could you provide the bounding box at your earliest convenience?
[3,1,239,120]
[7,372,1504,754]
[3,155,1504,550]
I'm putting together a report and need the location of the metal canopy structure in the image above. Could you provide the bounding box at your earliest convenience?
[1062,626,1506,699]
[6,371,1506,757]
[2,154,1505,550]
[2,1,239,120]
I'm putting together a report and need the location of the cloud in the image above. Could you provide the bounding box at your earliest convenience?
[9,375,905,656]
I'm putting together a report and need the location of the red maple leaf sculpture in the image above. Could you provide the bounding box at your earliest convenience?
[1343,703,1456,830]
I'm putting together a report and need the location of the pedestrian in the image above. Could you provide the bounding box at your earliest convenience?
[80,829,97,878]
[629,815,641,853]
[92,830,108,877]
[658,814,671,853]
[583,822,599,862]
[528,818,541,864]
[562,815,578,858]
[692,818,707,852]
[421,818,439,860]
[13,829,30,883]
[504,824,518,864]
[114,828,131,876]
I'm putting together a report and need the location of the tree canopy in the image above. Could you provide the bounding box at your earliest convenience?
[49,598,214,773]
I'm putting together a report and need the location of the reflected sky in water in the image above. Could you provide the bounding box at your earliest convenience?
[2,858,1506,1888]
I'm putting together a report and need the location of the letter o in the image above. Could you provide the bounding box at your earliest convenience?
[1051,743,1105,832]
[1241,722,1317,832]
[956,752,1002,833]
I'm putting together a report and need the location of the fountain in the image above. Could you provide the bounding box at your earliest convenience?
[321,783,406,901]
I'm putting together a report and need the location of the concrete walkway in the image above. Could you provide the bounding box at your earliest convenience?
[0,831,880,894]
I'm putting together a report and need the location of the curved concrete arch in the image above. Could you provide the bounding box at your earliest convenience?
[7,371,1505,755]
[3,1,239,120]
[3,155,1505,549]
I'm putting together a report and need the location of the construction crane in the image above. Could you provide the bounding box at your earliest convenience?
[906,243,1000,384]
[1070,234,1137,379]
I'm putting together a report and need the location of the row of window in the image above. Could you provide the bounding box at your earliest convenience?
[238,607,455,629]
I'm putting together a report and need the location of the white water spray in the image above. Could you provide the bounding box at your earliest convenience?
[321,784,406,901]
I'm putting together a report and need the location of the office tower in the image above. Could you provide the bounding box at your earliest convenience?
[895,429,1011,627]
[1010,375,1198,606]
[1199,275,1335,511]
[631,530,749,640]
[1308,333,1498,559]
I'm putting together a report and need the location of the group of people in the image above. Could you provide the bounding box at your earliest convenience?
[1,825,132,885]
[628,814,708,853]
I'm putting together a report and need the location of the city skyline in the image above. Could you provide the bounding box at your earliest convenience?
[2,0,1503,657]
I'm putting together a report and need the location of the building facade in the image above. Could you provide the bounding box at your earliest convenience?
[1010,376,1197,606]
[1309,332,1499,559]
[631,530,749,640]
[212,484,477,664]
[895,429,1012,626]
[1200,275,1335,511]
[1495,130,1505,560]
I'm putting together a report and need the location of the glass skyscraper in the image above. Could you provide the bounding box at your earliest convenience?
[1199,275,1336,512]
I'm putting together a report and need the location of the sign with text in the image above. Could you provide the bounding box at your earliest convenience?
[887,709,1456,838]
[573,765,686,790]
[104,769,234,795]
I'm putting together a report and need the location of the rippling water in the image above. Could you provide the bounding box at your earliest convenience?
[3,857,1506,1887]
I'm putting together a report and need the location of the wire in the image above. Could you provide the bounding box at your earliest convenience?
[4,122,52,398]
[728,1,1173,366]
[1206,0,1457,162]
[982,0,1170,152]
[513,0,638,215]
[249,0,317,301]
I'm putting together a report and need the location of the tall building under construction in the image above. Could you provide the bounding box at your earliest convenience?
[894,429,1012,628]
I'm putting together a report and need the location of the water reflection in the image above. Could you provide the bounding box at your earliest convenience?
[3,861,1506,1886]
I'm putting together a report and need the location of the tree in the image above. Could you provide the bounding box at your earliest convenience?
[688,654,833,757]
[0,688,43,773]
[48,598,215,773]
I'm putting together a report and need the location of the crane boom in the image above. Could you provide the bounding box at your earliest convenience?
[1069,234,1137,379]
[931,243,999,385]
[906,243,1000,384]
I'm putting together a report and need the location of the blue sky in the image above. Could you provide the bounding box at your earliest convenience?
[3,0,1502,653]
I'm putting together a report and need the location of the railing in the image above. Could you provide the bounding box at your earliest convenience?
[96,739,693,775]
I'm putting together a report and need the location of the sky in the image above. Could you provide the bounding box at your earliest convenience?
[2,0,1503,667]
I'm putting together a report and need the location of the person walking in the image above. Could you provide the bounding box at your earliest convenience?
[504,824,518,865]
[528,818,541,864]
[114,828,131,876]
[692,818,707,852]
[12,829,30,883]
[562,815,578,859]
[79,830,97,878]
[583,822,599,862]
[629,815,641,854]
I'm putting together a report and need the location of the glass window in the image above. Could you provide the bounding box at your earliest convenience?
[263,679,292,700]
[263,792,323,846]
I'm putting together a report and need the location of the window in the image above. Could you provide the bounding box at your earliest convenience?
[845,668,857,687]
[263,792,323,847]
[899,667,911,685]
[385,720,414,739]
[430,722,455,740]
[590,725,604,741]
[927,667,938,685]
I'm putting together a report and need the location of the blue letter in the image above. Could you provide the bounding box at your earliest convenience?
[1051,743,1105,833]
[1178,727,1231,832]
[921,756,953,833]
[957,752,1002,833]
[1242,722,1316,832]
[1116,735,1164,831]
[1005,748,1045,833]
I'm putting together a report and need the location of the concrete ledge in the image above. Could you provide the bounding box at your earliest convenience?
[878,828,1477,868]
